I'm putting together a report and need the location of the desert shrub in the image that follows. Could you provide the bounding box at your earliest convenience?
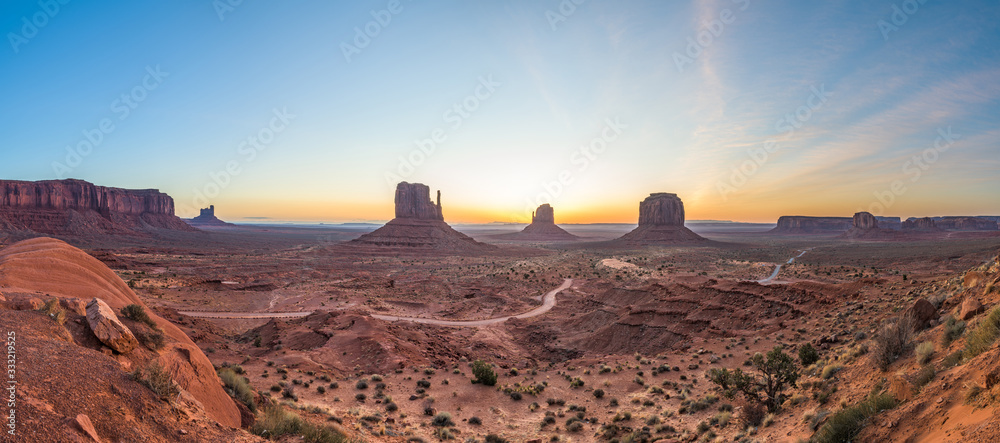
[916,341,935,365]
[812,392,897,443]
[913,365,935,390]
[283,386,297,401]
[471,360,497,386]
[136,328,166,350]
[468,416,482,425]
[708,346,799,412]
[355,393,366,401]
[509,391,522,401]
[39,299,66,325]
[484,435,509,443]
[740,402,767,427]
[593,388,605,399]
[132,362,179,400]
[964,305,1000,359]
[567,421,583,432]
[716,411,732,427]
[251,403,348,443]
[942,350,964,369]
[965,383,983,404]
[871,314,916,371]
[218,367,256,412]
[798,343,819,366]
[120,304,157,328]
[942,316,966,346]
[355,379,369,390]
[821,364,843,380]
[431,412,455,427]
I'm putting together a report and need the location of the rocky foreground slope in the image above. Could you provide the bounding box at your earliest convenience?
[0,238,250,442]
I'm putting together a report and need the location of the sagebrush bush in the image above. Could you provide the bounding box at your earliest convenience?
[871,314,916,371]
[812,393,896,443]
[431,412,454,427]
[913,365,935,390]
[942,316,966,346]
[251,403,349,443]
[219,367,256,412]
[132,362,179,400]
[964,306,1000,359]
[916,341,935,365]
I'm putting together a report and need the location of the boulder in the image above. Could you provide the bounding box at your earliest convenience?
[906,298,936,329]
[964,271,985,288]
[85,298,138,354]
[961,298,984,321]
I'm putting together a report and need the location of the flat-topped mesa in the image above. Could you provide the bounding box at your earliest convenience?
[842,211,900,240]
[0,179,195,235]
[532,204,555,224]
[934,216,999,231]
[394,182,443,221]
[853,211,879,230]
[903,217,941,231]
[638,193,685,226]
[616,192,706,244]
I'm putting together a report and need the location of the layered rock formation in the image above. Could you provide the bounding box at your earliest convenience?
[350,182,495,252]
[771,216,853,233]
[495,204,579,241]
[902,217,941,231]
[0,179,196,235]
[185,205,235,227]
[616,193,706,244]
[843,212,897,239]
[86,297,139,353]
[934,217,998,231]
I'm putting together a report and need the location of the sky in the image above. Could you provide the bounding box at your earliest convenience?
[1,0,998,224]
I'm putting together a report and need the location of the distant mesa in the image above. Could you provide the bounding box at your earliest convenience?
[772,215,901,234]
[349,182,496,252]
[902,217,942,231]
[615,193,706,244]
[185,205,236,228]
[934,216,998,231]
[0,179,197,236]
[495,204,579,241]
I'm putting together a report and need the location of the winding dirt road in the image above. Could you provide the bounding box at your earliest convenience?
[756,249,812,284]
[177,278,574,326]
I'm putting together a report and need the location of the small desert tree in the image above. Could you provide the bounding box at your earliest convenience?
[798,343,819,366]
[708,346,799,413]
[471,360,498,386]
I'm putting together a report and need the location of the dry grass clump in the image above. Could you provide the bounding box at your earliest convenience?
[871,314,916,371]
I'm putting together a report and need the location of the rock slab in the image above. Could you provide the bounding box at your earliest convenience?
[85,298,138,354]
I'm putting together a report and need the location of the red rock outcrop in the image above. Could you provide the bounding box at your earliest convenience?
[86,297,139,354]
[902,217,941,231]
[0,238,240,428]
[0,179,196,235]
[616,193,706,244]
[495,204,579,241]
[349,182,495,252]
[842,212,900,240]
[853,211,879,230]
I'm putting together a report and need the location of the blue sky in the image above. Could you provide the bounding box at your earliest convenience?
[2,0,998,223]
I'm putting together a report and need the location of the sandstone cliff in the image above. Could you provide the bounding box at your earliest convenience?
[394,182,443,221]
[0,179,196,235]
[903,217,942,231]
[935,216,999,231]
[771,216,852,233]
[616,193,706,244]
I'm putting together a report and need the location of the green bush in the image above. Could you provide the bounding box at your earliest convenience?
[812,393,897,443]
[136,329,166,350]
[120,304,157,329]
[219,367,256,412]
[798,343,819,366]
[431,412,455,427]
[250,403,348,443]
[964,306,1000,359]
[471,360,497,386]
